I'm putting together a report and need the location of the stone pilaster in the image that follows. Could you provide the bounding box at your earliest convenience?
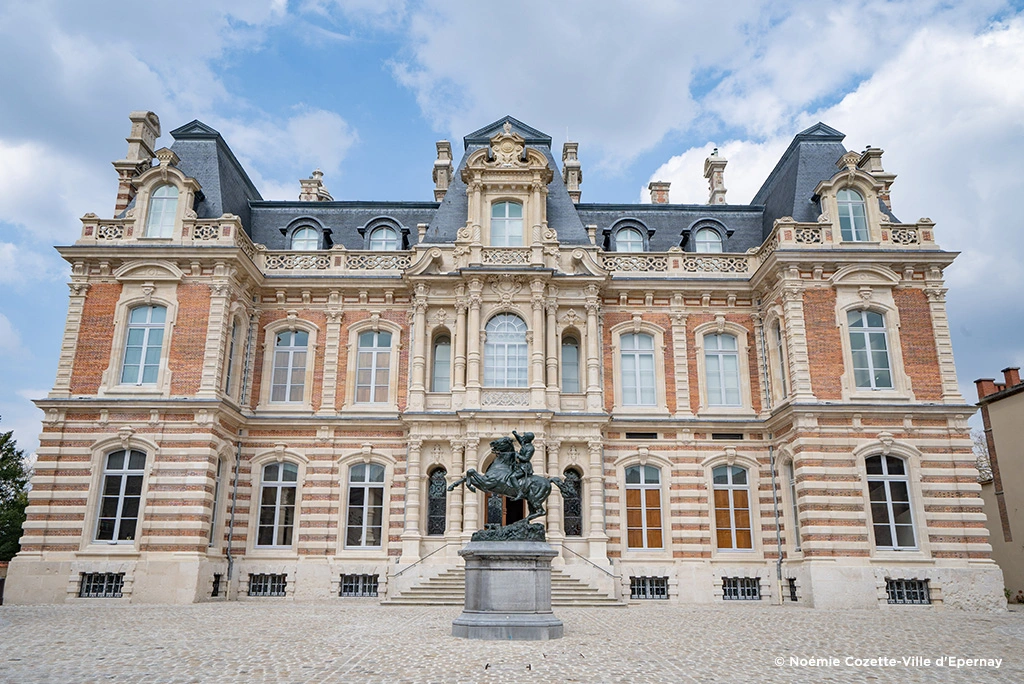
[317,308,344,414]
[530,280,547,408]
[466,279,483,407]
[400,438,424,563]
[781,281,816,402]
[924,281,965,403]
[462,438,481,542]
[670,310,692,417]
[448,439,465,537]
[585,285,603,411]
[586,439,608,562]
[407,283,429,411]
[545,294,559,409]
[545,439,564,543]
[452,287,468,410]
[50,282,90,398]
[197,281,232,398]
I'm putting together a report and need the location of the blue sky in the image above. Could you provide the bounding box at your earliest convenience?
[2,0,1023,457]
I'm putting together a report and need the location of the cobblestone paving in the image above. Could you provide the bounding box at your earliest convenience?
[1,602,1021,683]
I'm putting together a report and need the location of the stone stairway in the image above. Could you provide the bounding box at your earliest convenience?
[384,567,624,607]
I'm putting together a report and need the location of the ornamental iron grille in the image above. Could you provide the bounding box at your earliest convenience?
[886,578,930,605]
[211,573,222,598]
[486,490,503,526]
[427,468,447,535]
[722,577,760,600]
[340,574,379,597]
[79,572,125,598]
[787,578,798,602]
[630,576,668,600]
[248,573,287,597]
[562,469,583,536]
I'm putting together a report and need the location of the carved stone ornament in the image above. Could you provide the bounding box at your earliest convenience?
[118,425,136,450]
[490,125,527,168]
[488,273,524,302]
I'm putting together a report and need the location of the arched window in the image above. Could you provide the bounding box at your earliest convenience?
[625,464,662,548]
[257,462,297,547]
[145,184,178,238]
[346,463,385,547]
[291,226,319,250]
[704,333,740,406]
[561,335,580,393]
[694,227,723,253]
[490,201,523,246]
[614,227,644,252]
[356,330,392,403]
[620,332,655,406]
[484,314,527,387]
[866,455,915,549]
[369,226,399,250]
[121,305,167,385]
[431,335,451,393]
[837,188,869,242]
[95,449,146,542]
[786,461,800,551]
[713,465,752,550]
[771,321,788,400]
[562,468,583,536]
[271,330,308,403]
[427,468,447,535]
[847,310,892,389]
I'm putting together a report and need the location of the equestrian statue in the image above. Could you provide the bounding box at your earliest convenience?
[448,430,575,540]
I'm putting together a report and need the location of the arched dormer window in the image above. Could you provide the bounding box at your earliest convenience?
[145,184,178,238]
[614,226,645,252]
[490,201,523,246]
[369,225,399,251]
[694,227,723,253]
[837,189,869,242]
[291,226,319,250]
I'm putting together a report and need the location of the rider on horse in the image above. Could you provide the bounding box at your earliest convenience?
[509,430,534,500]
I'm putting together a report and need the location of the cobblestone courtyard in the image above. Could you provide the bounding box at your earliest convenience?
[1,602,1021,683]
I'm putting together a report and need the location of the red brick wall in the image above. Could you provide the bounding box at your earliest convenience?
[69,283,122,394]
[169,283,210,395]
[894,288,942,400]
[804,289,844,400]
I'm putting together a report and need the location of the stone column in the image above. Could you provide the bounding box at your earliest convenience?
[448,439,465,537]
[466,280,483,407]
[670,310,692,417]
[750,311,769,413]
[408,284,429,411]
[584,285,603,411]
[400,438,424,563]
[452,287,468,409]
[925,282,965,403]
[530,280,547,408]
[586,439,609,562]
[545,294,559,409]
[318,308,344,414]
[197,280,232,397]
[545,439,564,543]
[50,281,90,398]
[462,438,481,542]
[781,279,816,401]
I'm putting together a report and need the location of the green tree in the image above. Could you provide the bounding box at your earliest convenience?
[0,420,31,561]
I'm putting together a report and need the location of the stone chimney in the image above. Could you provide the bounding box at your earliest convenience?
[857,146,897,210]
[562,141,582,203]
[1002,366,1021,388]
[113,111,161,214]
[433,141,453,201]
[703,148,727,205]
[648,181,671,204]
[299,170,333,202]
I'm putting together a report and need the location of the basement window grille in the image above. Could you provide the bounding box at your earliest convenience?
[625,432,658,440]
[787,577,798,602]
[79,572,125,598]
[340,574,379,597]
[248,573,287,597]
[711,432,744,441]
[886,578,930,605]
[211,573,222,598]
[722,577,760,600]
[630,576,668,600]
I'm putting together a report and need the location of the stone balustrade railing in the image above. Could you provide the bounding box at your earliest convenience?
[255,249,413,273]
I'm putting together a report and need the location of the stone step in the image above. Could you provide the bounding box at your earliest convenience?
[384,567,623,606]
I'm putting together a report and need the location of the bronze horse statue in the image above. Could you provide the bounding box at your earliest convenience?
[448,435,574,524]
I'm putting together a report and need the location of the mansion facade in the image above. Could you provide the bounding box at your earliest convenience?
[7,113,1003,609]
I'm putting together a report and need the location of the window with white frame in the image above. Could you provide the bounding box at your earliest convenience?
[704,333,741,407]
[346,463,385,547]
[620,332,655,406]
[120,305,166,385]
[771,321,788,399]
[561,335,580,393]
[614,226,644,252]
[145,184,178,238]
[484,314,528,387]
[95,449,147,542]
[257,462,297,547]
[847,310,892,389]
[625,464,662,549]
[694,227,723,253]
[866,455,916,550]
[369,225,399,250]
[786,462,801,551]
[290,226,319,250]
[355,330,392,403]
[837,188,869,242]
[270,330,308,403]
[431,335,451,392]
[713,465,752,550]
[490,201,523,246]
[209,458,224,546]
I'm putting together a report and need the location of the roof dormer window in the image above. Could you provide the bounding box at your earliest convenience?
[694,227,723,253]
[145,184,178,238]
[291,226,319,250]
[369,225,399,251]
[491,201,523,246]
[614,227,645,252]
[837,189,869,242]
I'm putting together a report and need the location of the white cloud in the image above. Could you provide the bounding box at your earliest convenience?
[0,241,65,287]
[644,139,790,205]
[0,312,25,358]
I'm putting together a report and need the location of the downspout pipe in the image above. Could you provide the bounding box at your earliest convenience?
[756,299,785,605]
[226,310,258,598]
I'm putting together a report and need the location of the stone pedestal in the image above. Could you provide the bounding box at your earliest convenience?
[452,541,564,640]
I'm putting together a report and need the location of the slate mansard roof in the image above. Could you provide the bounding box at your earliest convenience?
[162,116,870,251]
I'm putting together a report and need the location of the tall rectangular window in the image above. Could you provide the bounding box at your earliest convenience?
[484,314,528,387]
[209,459,223,546]
[120,305,166,385]
[561,337,580,393]
[431,336,451,393]
[620,333,655,406]
[346,463,385,547]
[625,465,662,548]
[356,330,392,403]
[145,184,178,238]
[837,189,869,242]
[713,465,752,550]
[867,455,916,549]
[96,450,146,542]
[705,333,741,406]
[786,462,801,551]
[848,310,892,389]
[490,201,523,246]
[270,330,308,403]
[257,462,297,547]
